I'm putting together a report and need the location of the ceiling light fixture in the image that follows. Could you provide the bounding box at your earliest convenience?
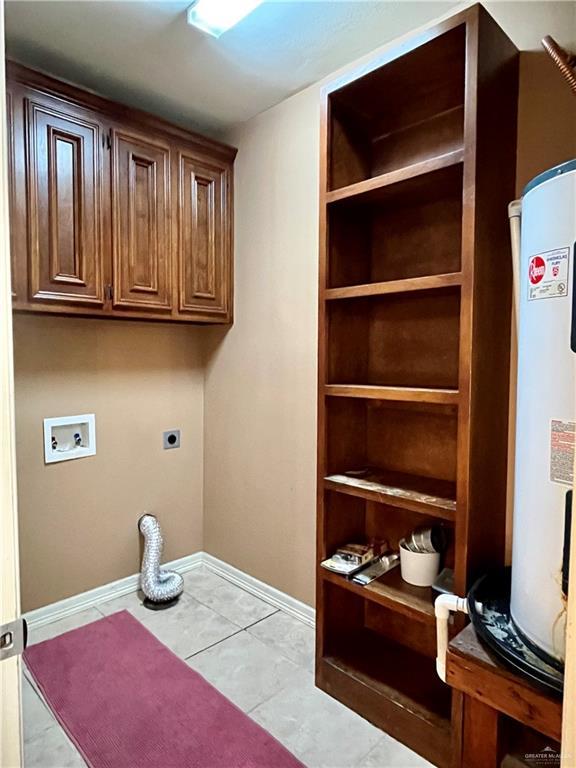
[186,0,264,38]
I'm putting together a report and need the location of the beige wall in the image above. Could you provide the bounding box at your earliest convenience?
[204,2,576,608]
[14,315,205,612]
[203,86,320,606]
[516,51,576,193]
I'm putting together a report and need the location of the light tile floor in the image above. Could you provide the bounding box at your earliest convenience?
[23,567,433,768]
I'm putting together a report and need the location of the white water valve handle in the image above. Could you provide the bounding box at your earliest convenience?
[435,593,469,682]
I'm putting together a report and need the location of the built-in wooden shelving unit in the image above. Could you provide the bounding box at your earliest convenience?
[316,6,519,766]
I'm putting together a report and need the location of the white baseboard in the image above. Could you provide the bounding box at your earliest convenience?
[24,552,204,629]
[202,553,315,627]
[24,551,315,629]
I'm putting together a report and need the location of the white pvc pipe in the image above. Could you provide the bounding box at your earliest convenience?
[508,199,522,332]
[435,593,469,682]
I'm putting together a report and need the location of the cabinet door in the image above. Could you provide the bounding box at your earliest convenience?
[26,95,105,306]
[111,129,171,311]
[6,88,23,302]
[176,151,232,320]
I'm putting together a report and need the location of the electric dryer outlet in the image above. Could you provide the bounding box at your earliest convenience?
[163,430,181,449]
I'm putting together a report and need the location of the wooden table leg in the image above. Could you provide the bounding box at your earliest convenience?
[461,694,501,768]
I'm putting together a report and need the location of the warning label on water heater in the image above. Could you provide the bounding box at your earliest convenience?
[550,419,575,485]
[528,247,570,301]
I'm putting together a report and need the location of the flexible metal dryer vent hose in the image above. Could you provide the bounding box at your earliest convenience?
[138,514,184,605]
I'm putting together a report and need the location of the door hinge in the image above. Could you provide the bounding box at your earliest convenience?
[0,618,27,662]
[103,130,112,151]
[105,284,114,301]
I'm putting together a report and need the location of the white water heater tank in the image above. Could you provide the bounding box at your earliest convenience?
[511,159,576,665]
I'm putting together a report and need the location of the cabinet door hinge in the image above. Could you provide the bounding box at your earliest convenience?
[105,284,114,301]
[103,130,112,151]
[0,618,27,662]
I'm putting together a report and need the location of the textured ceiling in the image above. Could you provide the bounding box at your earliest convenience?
[4,1,460,132]
[5,1,576,135]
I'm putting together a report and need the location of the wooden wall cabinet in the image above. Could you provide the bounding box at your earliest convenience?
[7,63,236,324]
[316,6,518,767]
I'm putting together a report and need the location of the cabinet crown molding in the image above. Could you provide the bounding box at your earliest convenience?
[6,60,237,164]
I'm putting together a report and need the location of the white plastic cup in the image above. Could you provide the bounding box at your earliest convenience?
[399,538,440,587]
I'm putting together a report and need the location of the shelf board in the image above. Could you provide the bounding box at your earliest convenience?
[321,566,435,624]
[325,148,464,205]
[324,470,456,520]
[322,630,452,734]
[318,654,451,767]
[324,384,459,405]
[324,271,462,301]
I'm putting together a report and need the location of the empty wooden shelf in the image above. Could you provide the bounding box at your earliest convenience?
[326,398,458,502]
[316,5,518,766]
[324,470,456,519]
[324,384,460,405]
[325,632,452,726]
[326,162,463,288]
[324,272,462,301]
[328,24,465,190]
[325,148,463,205]
[327,289,461,389]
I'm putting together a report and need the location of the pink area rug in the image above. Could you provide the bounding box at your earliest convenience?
[24,610,304,768]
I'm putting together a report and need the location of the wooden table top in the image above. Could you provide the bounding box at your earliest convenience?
[446,624,563,742]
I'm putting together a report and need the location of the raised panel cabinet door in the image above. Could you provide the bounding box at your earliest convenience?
[111,130,171,311]
[26,96,104,305]
[177,152,231,319]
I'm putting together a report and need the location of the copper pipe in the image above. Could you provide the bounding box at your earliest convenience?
[542,35,576,94]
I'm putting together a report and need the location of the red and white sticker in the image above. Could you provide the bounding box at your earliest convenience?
[528,247,570,301]
[550,419,575,485]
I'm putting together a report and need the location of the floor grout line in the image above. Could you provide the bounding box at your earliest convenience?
[355,736,391,768]
[186,565,297,620]
[179,583,280,631]
[242,609,280,631]
[181,591,245,630]
[183,627,246,660]
[244,677,295,716]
